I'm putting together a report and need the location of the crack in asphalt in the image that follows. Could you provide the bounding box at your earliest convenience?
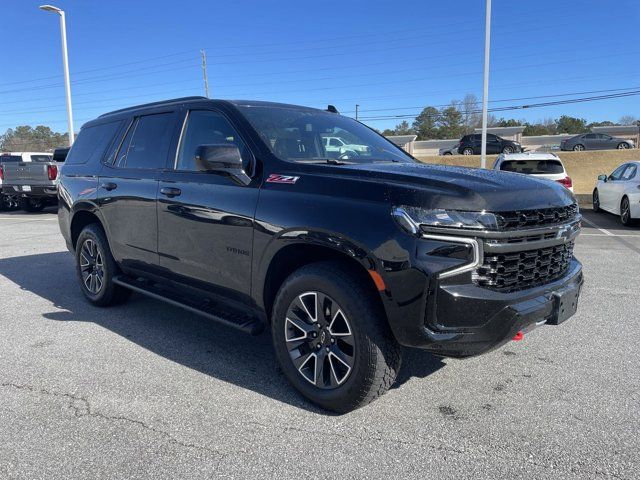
[1,382,632,479]
[1,382,227,463]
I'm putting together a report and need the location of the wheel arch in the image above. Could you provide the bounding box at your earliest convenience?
[260,241,384,322]
[69,204,108,250]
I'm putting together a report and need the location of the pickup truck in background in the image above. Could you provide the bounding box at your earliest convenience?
[1,148,67,212]
[1,152,51,210]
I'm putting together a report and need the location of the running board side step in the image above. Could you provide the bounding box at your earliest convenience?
[113,275,265,335]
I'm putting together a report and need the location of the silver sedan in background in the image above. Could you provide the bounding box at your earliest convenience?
[561,133,635,151]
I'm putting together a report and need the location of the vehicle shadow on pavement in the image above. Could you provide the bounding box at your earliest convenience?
[0,251,445,413]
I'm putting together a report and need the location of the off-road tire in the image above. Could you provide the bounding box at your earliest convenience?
[271,261,401,413]
[75,224,131,306]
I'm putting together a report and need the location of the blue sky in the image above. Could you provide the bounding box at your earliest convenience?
[2,0,639,133]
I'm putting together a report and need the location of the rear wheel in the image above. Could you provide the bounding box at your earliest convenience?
[592,189,601,213]
[75,224,131,306]
[20,197,45,212]
[271,261,401,413]
[462,147,474,155]
[573,144,585,152]
[620,196,635,226]
[502,146,514,154]
[617,142,630,150]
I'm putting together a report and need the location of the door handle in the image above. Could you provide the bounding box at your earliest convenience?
[160,187,181,197]
[100,182,117,191]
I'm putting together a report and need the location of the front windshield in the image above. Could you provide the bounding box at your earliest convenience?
[237,104,415,164]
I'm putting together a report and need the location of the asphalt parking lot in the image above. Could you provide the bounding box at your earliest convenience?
[0,207,638,479]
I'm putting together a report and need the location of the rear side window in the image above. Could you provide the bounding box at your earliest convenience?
[0,155,22,163]
[116,113,174,169]
[66,121,121,165]
[30,155,53,162]
[500,160,564,174]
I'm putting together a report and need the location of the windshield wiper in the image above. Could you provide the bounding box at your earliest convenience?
[293,158,353,165]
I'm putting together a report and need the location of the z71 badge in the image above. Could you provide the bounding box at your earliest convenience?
[266,174,300,184]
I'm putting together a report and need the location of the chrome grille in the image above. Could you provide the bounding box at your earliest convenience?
[474,240,574,292]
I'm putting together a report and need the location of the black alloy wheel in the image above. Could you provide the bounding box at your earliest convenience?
[79,238,105,295]
[284,291,355,389]
[75,224,131,306]
[271,261,401,413]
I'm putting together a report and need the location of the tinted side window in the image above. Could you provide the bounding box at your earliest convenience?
[0,155,23,163]
[66,121,121,165]
[117,113,174,169]
[585,134,597,139]
[609,164,627,181]
[176,110,251,172]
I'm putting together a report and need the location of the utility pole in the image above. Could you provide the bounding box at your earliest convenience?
[355,104,360,120]
[480,0,492,168]
[200,49,210,98]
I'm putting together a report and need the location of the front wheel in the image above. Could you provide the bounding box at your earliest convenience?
[75,224,131,306]
[271,262,401,413]
[617,142,630,150]
[461,147,474,155]
[502,146,514,154]
[573,144,585,152]
[592,189,601,213]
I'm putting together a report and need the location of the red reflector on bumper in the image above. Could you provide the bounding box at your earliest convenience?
[512,331,524,341]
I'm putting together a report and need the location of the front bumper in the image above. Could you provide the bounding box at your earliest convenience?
[392,259,583,356]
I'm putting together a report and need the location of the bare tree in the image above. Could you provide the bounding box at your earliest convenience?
[618,115,638,126]
[460,94,481,133]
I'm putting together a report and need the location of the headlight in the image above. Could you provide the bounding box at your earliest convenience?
[393,206,500,234]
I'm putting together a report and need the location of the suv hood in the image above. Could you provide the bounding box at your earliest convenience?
[334,162,576,211]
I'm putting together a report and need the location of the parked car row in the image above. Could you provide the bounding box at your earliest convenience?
[0,148,68,211]
[490,151,639,226]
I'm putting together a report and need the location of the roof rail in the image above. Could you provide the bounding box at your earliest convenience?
[99,96,209,117]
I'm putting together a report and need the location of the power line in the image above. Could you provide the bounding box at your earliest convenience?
[355,91,640,121]
[341,86,640,114]
[1,89,637,130]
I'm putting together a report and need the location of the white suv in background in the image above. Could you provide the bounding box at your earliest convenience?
[322,136,370,155]
[493,152,573,192]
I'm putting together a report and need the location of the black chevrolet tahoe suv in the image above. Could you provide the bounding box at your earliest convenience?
[58,97,583,412]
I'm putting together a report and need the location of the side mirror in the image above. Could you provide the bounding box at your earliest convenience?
[194,144,251,186]
[598,174,607,182]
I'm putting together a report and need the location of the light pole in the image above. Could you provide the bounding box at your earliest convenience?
[480,0,492,168]
[39,5,74,146]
